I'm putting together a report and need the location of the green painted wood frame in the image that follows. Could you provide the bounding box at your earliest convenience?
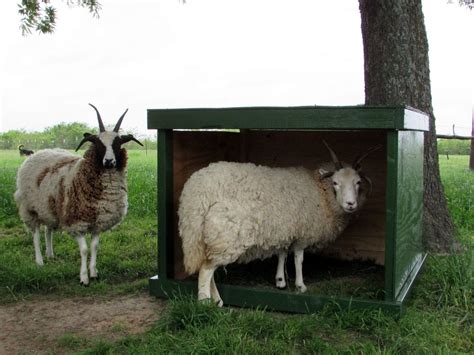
[148,105,428,131]
[385,130,427,303]
[148,106,429,315]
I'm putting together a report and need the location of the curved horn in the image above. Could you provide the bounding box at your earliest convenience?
[319,171,334,181]
[75,133,95,151]
[352,145,383,170]
[120,134,144,146]
[360,172,374,195]
[88,103,106,132]
[323,140,343,170]
[113,108,128,133]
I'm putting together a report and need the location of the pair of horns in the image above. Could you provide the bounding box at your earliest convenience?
[323,140,381,171]
[89,103,128,133]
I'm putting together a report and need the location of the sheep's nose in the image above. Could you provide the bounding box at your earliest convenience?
[104,159,116,168]
[344,201,357,212]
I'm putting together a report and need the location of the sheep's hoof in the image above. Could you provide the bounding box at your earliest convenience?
[215,299,224,307]
[296,284,307,293]
[35,259,44,266]
[80,276,90,286]
[276,278,287,289]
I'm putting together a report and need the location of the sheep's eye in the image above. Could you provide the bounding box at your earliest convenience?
[333,181,338,186]
[356,181,361,185]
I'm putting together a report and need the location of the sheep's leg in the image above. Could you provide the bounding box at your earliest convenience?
[294,247,307,293]
[89,234,99,279]
[76,235,89,285]
[33,226,44,266]
[275,250,287,289]
[45,227,54,258]
[198,262,216,302]
[210,275,223,307]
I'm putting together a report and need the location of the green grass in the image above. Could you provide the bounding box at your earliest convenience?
[0,150,472,353]
[439,155,474,231]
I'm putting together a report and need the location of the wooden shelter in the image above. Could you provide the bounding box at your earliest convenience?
[147,106,428,314]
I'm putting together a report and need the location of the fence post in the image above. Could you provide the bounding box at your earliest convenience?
[470,108,474,170]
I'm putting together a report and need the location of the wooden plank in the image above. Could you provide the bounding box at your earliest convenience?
[385,132,398,301]
[158,130,173,278]
[393,131,425,300]
[148,277,403,315]
[148,106,429,131]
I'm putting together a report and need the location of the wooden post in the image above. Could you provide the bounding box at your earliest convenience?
[470,108,474,170]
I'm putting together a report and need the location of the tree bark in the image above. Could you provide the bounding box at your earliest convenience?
[358,0,459,252]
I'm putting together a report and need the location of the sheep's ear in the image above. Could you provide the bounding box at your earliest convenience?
[75,133,95,151]
[319,168,334,181]
[120,134,144,147]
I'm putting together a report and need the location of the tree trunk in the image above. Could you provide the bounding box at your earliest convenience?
[358,0,459,252]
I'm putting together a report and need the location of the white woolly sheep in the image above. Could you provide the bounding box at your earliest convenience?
[14,104,142,285]
[178,141,379,306]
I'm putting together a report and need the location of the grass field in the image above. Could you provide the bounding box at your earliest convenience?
[0,150,472,353]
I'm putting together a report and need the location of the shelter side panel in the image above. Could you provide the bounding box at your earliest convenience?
[394,131,424,299]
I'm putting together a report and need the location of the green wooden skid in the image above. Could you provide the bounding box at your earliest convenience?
[149,276,404,315]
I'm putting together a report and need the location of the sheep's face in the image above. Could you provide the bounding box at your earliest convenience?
[75,104,143,169]
[97,131,121,169]
[320,140,380,214]
[329,168,361,213]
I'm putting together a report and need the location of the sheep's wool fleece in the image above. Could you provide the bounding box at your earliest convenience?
[178,162,349,275]
[14,148,128,235]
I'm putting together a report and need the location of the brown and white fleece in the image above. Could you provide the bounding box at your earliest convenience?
[14,146,128,236]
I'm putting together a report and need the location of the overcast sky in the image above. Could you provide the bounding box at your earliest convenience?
[0,0,472,136]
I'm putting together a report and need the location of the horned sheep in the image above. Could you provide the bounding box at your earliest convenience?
[14,104,142,285]
[178,142,379,306]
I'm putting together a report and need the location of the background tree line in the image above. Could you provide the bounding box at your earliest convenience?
[0,122,157,151]
[1,122,469,156]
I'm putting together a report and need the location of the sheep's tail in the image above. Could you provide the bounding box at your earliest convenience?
[178,193,209,275]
